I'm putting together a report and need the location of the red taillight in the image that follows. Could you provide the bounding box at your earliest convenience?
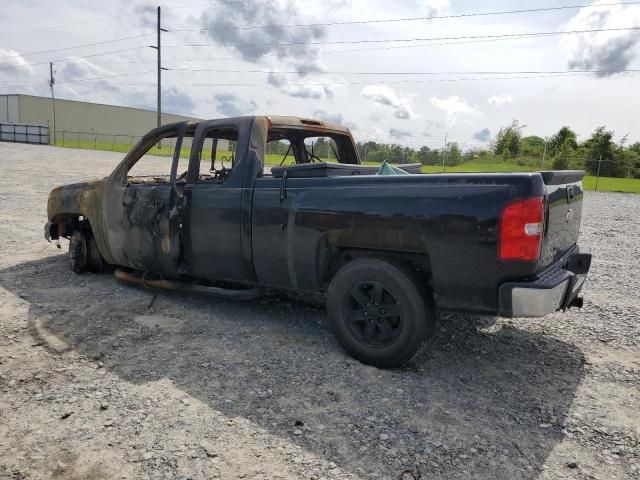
[498,196,545,261]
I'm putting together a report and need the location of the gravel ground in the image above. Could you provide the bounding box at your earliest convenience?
[0,142,638,480]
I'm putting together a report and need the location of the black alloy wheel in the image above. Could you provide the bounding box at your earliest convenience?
[344,281,404,348]
[327,258,435,368]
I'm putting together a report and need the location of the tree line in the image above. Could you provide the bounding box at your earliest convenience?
[355,124,640,178]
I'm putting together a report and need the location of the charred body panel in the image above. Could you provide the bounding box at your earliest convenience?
[45,179,113,263]
[100,122,188,274]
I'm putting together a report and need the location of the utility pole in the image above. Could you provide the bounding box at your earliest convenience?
[151,6,168,148]
[442,132,448,172]
[157,6,161,133]
[49,62,56,145]
[541,137,548,170]
[595,155,603,191]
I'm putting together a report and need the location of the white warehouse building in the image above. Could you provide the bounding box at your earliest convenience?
[0,94,201,145]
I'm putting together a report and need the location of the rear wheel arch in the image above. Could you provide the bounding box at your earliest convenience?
[322,245,433,291]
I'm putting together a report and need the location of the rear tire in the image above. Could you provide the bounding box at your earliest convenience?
[327,258,435,368]
[69,226,104,274]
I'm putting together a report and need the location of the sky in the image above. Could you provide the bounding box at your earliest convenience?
[1,0,640,149]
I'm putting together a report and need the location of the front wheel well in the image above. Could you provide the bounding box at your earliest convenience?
[51,214,92,238]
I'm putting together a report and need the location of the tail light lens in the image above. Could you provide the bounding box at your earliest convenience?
[498,196,545,261]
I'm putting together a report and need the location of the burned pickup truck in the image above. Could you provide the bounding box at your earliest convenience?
[45,116,591,367]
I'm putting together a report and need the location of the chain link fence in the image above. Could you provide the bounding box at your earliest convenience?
[56,130,146,153]
[53,130,201,158]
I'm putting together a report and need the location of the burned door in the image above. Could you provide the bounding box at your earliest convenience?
[181,120,256,284]
[102,123,187,276]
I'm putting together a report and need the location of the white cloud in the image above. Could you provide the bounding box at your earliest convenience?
[200,0,326,73]
[429,95,478,116]
[56,58,124,95]
[561,1,640,75]
[421,0,450,16]
[488,94,513,106]
[362,85,415,119]
[389,128,412,139]
[163,86,196,115]
[473,128,491,142]
[266,72,342,99]
[53,58,196,115]
[313,110,356,129]
[285,84,333,99]
[213,93,256,116]
[0,48,33,76]
[58,58,113,81]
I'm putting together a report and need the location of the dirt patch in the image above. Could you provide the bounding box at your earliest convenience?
[133,314,184,331]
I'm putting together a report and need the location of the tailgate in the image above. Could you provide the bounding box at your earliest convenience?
[539,170,585,268]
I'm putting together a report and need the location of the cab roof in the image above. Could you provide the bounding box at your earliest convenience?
[265,115,351,134]
[179,115,351,135]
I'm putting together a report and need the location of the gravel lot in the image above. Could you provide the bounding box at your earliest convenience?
[0,142,639,480]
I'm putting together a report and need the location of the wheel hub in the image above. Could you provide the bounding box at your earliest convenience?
[344,281,404,348]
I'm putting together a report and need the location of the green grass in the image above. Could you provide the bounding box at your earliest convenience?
[53,141,640,193]
[55,139,176,156]
[582,175,640,193]
[420,162,535,173]
[417,162,640,193]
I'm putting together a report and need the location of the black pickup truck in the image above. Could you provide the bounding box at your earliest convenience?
[45,116,591,367]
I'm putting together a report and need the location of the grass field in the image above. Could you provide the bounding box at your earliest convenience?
[581,175,640,193]
[53,141,640,193]
[418,163,640,193]
[420,162,535,173]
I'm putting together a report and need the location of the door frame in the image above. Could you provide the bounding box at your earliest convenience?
[101,122,187,274]
[180,117,262,283]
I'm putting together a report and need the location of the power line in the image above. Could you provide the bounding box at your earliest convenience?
[0,47,150,71]
[164,0,251,10]
[0,37,500,71]
[68,33,572,64]
[164,67,640,76]
[0,0,249,40]
[0,70,153,86]
[57,70,154,84]
[0,14,149,41]
[169,71,639,84]
[163,26,640,48]
[5,69,635,88]
[0,34,154,61]
[7,24,635,73]
[168,1,640,32]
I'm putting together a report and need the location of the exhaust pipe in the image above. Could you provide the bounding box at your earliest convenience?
[115,269,262,301]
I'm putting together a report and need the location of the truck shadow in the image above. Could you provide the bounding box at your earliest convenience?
[1,255,586,479]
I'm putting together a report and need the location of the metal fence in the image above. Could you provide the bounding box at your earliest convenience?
[56,130,145,151]
[53,130,205,155]
[0,123,49,145]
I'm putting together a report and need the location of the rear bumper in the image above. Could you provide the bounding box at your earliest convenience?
[498,246,591,318]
